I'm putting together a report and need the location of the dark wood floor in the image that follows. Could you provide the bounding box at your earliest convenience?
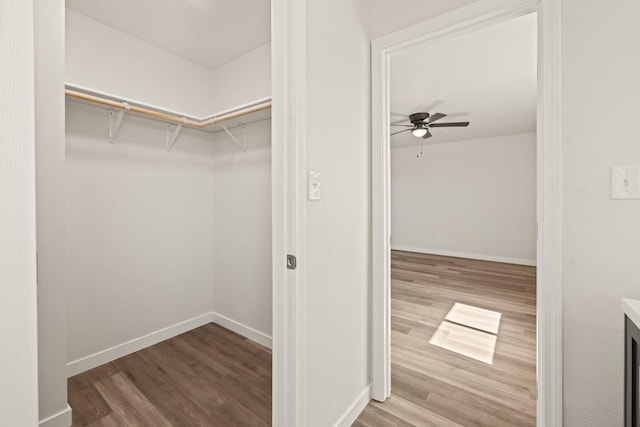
[68,323,272,426]
[355,251,537,427]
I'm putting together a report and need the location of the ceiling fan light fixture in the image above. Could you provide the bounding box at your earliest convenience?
[411,127,428,138]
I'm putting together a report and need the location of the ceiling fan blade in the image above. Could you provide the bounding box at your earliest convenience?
[422,129,432,139]
[391,129,412,136]
[428,113,447,123]
[390,124,413,127]
[429,122,470,128]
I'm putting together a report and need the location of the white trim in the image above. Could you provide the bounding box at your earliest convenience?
[371,1,563,426]
[536,0,563,425]
[333,385,371,427]
[210,311,272,349]
[66,312,273,378]
[66,312,212,377]
[271,0,308,425]
[39,404,72,427]
[391,245,537,266]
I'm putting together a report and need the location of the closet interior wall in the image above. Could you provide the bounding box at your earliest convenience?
[211,119,273,341]
[66,9,270,115]
[64,8,272,375]
[65,103,216,367]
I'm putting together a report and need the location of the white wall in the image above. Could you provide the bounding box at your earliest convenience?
[370,0,477,38]
[562,0,640,425]
[66,9,218,117]
[35,0,70,423]
[211,120,272,339]
[0,0,39,425]
[304,0,372,425]
[65,102,215,364]
[391,133,537,264]
[208,43,271,114]
[66,10,270,117]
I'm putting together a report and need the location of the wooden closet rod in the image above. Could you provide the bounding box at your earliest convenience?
[65,89,272,128]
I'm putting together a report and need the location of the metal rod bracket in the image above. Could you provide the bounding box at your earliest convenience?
[166,118,187,151]
[108,110,125,143]
[221,123,247,152]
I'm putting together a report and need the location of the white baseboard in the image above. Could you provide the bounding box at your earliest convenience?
[67,312,213,377]
[67,311,272,377]
[211,311,272,349]
[334,385,371,427]
[391,245,537,267]
[39,404,72,427]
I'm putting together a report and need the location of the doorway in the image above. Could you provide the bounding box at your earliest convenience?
[41,1,278,425]
[369,1,563,426]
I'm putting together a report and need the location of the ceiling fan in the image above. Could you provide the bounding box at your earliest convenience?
[391,112,470,139]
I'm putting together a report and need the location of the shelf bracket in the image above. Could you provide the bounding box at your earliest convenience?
[220,123,247,152]
[166,118,187,151]
[108,102,129,143]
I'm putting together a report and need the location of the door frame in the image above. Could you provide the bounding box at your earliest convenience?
[271,0,308,425]
[370,0,563,426]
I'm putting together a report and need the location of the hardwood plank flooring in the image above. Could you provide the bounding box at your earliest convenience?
[68,323,272,427]
[355,251,536,427]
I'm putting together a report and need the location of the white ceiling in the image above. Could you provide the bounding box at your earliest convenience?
[66,0,271,70]
[390,13,537,147]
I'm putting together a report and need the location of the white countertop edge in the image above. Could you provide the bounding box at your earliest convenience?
[622,298,640,328]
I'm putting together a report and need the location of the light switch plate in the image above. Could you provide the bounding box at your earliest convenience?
[611,166,640,199]
[308,171,320,201]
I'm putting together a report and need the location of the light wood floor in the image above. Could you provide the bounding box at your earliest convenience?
[355,251,537,427]
[68,323,272,426]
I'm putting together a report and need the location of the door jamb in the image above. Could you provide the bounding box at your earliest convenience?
[271,0,308,425]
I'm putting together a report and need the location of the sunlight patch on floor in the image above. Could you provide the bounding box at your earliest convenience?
[429,303,502,364]
[445,302,502,334]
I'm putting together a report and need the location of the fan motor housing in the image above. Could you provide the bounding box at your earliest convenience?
[409,112,430,124]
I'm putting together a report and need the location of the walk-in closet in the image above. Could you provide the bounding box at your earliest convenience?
[60,2,273,425]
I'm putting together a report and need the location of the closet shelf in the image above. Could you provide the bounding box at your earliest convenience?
[65,83,272,134]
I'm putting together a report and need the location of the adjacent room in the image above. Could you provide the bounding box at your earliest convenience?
[359,12,538,426]
[61,1,273,425]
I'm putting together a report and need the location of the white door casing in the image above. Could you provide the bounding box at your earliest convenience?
[271,0,308,425]
[370,1,563,426]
